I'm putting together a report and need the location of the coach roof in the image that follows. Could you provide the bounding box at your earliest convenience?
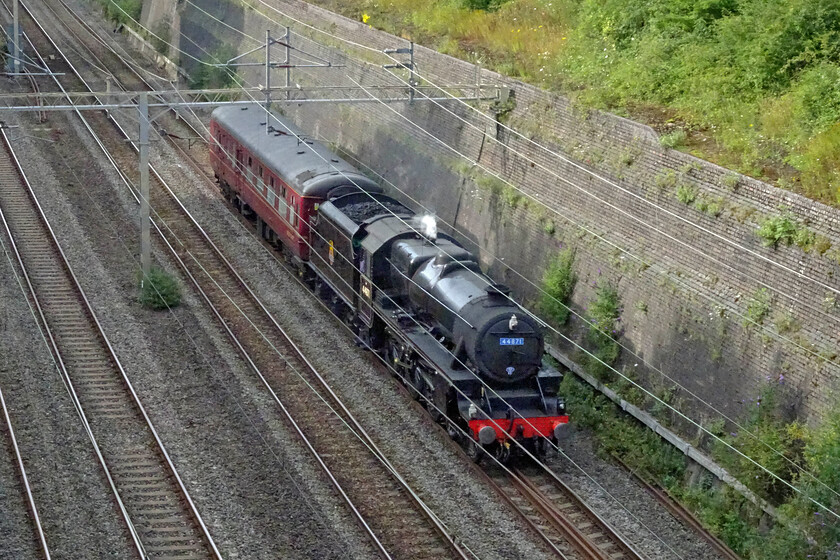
[212,104,382,197]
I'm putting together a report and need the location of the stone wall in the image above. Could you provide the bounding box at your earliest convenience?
[144,0,840,426]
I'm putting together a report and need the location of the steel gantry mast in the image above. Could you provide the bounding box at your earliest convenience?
[1,28,502,281]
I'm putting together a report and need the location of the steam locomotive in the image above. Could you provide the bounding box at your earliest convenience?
[210,104,568,462]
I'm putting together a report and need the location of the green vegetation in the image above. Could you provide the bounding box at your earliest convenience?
[543,221,556,235]
[189,45,241,90]
[151,19,172,56]
[712,386,804,502]
[675,184,697,205]
[96,0,141,25]
[583,283,621,380]
[756,213,798,247]
[563,369,840,558]
[561,374,686,486]
[539,248,576,325]
[721,173,740,191]
[327,0,840,206]
[659,129,687,149]
[755,212,820,251]
[695,195,724,217]
[743,287,771,327]
[654,170,678,190]
[139,267,182,310]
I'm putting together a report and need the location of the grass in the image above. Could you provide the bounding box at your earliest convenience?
[313,0,840,208]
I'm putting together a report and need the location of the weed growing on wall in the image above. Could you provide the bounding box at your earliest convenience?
[675,184,697,205]
[151,19,172,56]
[189,45,241,90]
[756,214,798,247]
[743,288,771,328]
[540,248,576,325]
[139,267,182,310]
[755,212,820,252]
[584,283,622,381]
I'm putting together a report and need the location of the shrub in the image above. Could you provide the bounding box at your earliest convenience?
[139,267,182,310]
[190,45,240,90]
[756,213,798,248]
[540,249,576,325]
[151,19,171,56]
[675,184,698,204]
[99,0,141,25]
[585,283,622,380]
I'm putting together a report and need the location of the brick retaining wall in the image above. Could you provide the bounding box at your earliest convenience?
[147,0,840,424]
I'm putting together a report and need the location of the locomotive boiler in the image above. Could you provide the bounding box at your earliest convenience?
[210,104,569,462]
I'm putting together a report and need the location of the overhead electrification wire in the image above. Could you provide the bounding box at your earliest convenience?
[31,6,485,554]
[81,6,694,551]
[85,0,840,521]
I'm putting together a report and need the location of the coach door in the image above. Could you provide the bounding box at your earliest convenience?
[358,252,373,326]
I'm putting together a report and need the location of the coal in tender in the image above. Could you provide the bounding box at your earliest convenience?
[341,199,412,223]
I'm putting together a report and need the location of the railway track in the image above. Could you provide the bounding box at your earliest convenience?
[24,6,653,558]
[13,1,471,558]
[611,455,740,560]
[0,124,220,558]
[482,465,644,560]
[14,3,740,559]
[0,383,50,559]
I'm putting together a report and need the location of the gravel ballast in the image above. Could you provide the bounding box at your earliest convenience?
[9,0,734,557]
[0,212,135,558]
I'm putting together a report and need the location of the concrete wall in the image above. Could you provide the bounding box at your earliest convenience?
[143,0,840,427]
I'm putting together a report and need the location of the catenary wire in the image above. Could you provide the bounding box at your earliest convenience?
[32,8,487,552]
[250,0,840,304]
[87,0,840,520]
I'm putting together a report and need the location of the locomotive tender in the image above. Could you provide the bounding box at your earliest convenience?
[210,104,569,462]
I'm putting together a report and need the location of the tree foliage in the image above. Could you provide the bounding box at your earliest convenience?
[336,0,840,204]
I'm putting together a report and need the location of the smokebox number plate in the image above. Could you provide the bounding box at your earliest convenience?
[499,338,525,346]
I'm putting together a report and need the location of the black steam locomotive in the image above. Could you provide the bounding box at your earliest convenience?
[211,104,568,462]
